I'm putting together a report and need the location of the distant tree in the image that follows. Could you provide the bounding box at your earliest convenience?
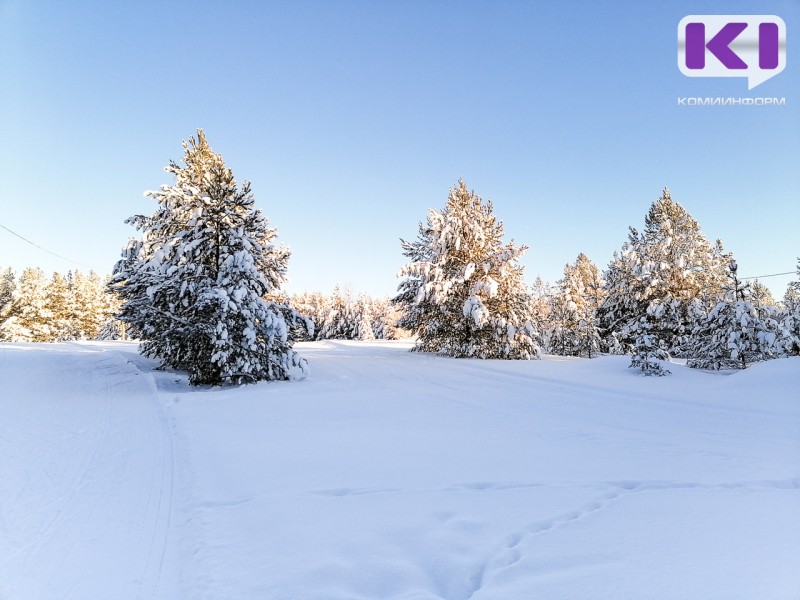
[551,253,604,357]
[370,296,404,340]
[318,286,375,340]
[45,271,75,341]
[779,259,800,355]
[0,267,52,342]
[394,179,539,359]
[748,280,779,318]
[290,291,328,341]
[528,276,553,351]
[0,267,16,328]
[110,129,309,385]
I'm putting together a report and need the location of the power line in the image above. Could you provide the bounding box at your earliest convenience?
[740,271,795,280]
[0,222,91,268]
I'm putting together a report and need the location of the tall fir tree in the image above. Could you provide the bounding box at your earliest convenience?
[110,130,309,385]
[394,180,539,359]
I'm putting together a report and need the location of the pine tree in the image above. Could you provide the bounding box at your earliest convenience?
[599,188,730,356]
[749,280,778,319]
[529,276,553,351]
[290,291,327,341]
[0,267,52,342]
[627,304,672,376]
[394,180,539,359]
[779,259,800,355]
[688,260,779,370]
[45,272,75,341]
[110,130,309,385]
[370,296,404,340]
[0,267,16,328]
[551,254,604,357]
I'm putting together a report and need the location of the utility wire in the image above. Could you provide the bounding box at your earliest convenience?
[0,222,91,268]
[740,271,795,280]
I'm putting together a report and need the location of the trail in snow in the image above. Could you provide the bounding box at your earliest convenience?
[0,343,178,600]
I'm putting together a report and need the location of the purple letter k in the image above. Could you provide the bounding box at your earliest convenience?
[686,22,748,69]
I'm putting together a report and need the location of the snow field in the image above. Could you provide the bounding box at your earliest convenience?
[1,340,798,599]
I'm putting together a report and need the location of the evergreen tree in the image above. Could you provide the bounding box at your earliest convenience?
[627,304,672,376]
[779,259,800,355]
[290,291,327,341]
[370,296,404,340]
[599,188,730,356]
[551,253,604,357]
[0,267,16,328]
[529,276,553,351]
[749,280,779,319]
[394,180,539,359]
[0,267,52,342]
[45,271,75,341]
[110,130,309,385]
[688,260,779,370]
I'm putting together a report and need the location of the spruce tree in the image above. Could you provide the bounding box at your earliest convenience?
[110,130,309,384]
[394,180,539,359]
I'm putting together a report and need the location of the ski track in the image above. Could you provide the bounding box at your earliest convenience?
[0,343,178,600]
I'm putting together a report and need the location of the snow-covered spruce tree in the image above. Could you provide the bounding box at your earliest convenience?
[688,260,779,370]
[599,188,730,356]
[110,130,309,385]
[394,180,539,359]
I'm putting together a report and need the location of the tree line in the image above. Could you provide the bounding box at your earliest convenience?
[0,267,119,342]
[4,130,798,383]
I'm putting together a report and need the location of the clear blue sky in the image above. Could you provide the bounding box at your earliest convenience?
[1,0,798,298]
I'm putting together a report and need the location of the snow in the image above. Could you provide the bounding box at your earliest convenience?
[1,340,799,599]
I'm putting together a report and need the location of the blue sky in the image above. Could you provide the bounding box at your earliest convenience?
[1,0,798,298]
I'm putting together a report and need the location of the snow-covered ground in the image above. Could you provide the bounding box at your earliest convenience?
[1,340,798,599]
